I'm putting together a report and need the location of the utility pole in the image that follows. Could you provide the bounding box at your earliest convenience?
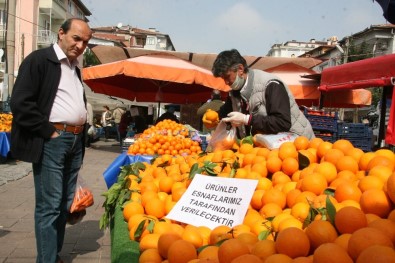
[4,0,16,111]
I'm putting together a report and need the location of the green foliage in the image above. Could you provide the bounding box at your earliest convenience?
[99,162,146,230]
[83,48,100,67]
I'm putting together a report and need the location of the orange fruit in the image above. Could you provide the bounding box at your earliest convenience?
[167,239,197,263]
[290,202,310,222]
[367,155,394,171]
[368,218,395,245]
[279,142,298,160]
[388,209,395,222]
[264,253,293,263]
[198,245,219,260]
[334,181,362,203]
[159,176,175,194]
[294,136,310,150]
[217,238,250,263]
[313,161,337,183]
[358,152,377,171]
[272,171,292,186]
[238,143,254,155]
[305,220,338,250]
[356,244,395,263]
[205,109,219,122]
[158,233,181,259]
[139,248,163,263]
[139,233,160,251]
[369,165,392,182]
[236,232,258,248]
[281,157,299,176]
[293,190,317,205]
[334,233,352,251]
[300,172,328,195]
[266,156,283,174]
[286,188,302,208]
[275,227,310,258]
[261,188,287,209]
[182,225,204,249]
[365,213,381,224]
[336,155,359,173]
[145,198,166,219]
[313,243,353,263]
[123,201,145,222]
[347,227,394,260]
[316,141,333,159]
[231,254,262,263]
[332,139,354,154]
[375,148,395,162]
[250,189,265,210]
[335,206,367,234]
[259,203,283,219]
[308,137,324,149]
[358,175,384,192]
[322,148,344,165]
[250,239,276,262]
[360,189,392,218]
[346,147,364,162]
[386,173,395,204]
[209,225,232,245]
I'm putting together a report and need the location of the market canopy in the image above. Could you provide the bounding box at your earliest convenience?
[318,53,395,146]
[266,63,371,108]
[82,53,230,104]
[87,45,323,71]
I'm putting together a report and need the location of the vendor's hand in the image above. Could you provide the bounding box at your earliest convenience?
[222,112,250,127]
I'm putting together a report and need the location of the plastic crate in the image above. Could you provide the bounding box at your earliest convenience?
[347,137,373,152]
[121,139,134,153]
[314,131,337,143]
[337,123,370,138]
[304,108,338,132]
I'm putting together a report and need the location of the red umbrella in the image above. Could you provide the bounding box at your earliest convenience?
[82,54,230,104]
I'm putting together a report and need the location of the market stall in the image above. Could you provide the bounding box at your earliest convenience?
[319,53,395,148]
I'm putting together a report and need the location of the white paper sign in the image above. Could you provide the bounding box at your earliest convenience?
[166,174,258,230]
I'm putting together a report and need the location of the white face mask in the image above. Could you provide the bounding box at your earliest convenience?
[230,72,246,90]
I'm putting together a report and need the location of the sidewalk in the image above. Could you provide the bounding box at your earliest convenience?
[0,138,123,263]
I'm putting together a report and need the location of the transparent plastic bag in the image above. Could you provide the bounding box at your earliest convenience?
[207,121,236,152]
[70,174,94,213]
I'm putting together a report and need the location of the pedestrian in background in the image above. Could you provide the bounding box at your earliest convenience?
[101,105,113,141]
[156,106,179,124]
[10,18,92,263]
[112,104,125,145]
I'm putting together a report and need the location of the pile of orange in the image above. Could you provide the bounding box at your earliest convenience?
[127,119,201,156]
[119,134,395,263]
[0,113,12,132]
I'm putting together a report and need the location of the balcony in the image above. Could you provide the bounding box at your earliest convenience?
[37,30,57,45]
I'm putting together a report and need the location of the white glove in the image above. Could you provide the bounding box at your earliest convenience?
[222,112,250,127]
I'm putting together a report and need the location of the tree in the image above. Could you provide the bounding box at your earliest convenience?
[83,48,100,67]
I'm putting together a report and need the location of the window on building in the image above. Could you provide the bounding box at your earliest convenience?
[0,10,7,25]
[147,37,155,45]
[68,0,73,13]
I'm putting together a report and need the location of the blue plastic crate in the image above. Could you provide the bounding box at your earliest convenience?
[347,137,373,152]
[315,132,337,143]
[337,123,370,138]
[304,108,338,132]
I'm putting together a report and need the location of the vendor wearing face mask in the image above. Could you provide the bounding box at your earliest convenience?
[211,49,315,139]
